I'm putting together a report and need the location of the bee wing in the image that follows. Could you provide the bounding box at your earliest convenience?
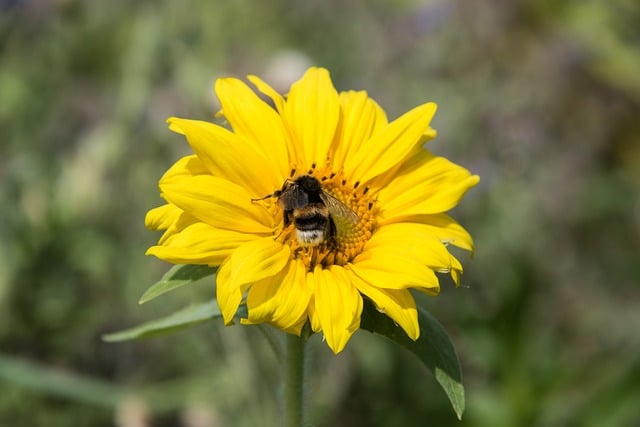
[278,184,309,209]
[320,192,359,225]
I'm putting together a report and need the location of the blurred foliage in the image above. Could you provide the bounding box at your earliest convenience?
[1,0,639,426]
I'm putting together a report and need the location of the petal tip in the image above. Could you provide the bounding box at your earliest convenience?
[167,117,185,135]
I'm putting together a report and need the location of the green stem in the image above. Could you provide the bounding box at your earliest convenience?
[284,333,305,427]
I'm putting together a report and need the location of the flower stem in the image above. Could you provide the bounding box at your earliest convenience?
[284,333,305,427]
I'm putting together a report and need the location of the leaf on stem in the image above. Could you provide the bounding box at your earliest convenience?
[139,264,217,304]
[360,300,465,419]
[103,301,221,342]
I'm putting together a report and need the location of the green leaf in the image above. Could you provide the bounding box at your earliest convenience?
[360,300,465,419]
[103,301,221,342]
[139,264,217,304]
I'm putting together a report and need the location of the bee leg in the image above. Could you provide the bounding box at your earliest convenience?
[251,189,283,203]
[327,217,337,246]
[251,193,274,202]
[283,210,293,227]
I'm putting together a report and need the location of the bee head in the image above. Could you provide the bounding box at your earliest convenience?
[293,175,322,193]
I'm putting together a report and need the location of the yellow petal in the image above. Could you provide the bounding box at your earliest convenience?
[306,272,321,333]
[160,174,274,235]
[243,260,310,332]
[344,102,437,184]
[332,91,387,174]
[449,255,463,286]
[214,78,289,180]
[145,203,182,231]
[284,67,340,169]
[167,118,283,197]
[313,266,363,354]
[377,149,480,220]
[283,318,309,336]
[363,220,466,293]
[167,120,185,135]
[247,74,286,113]
[349,248,440,295]
[216,259,244,324]
[228,238,291,292]
[366,223,456,271]
[272,260,310,330]
[159,155,209,183]
[153,208,197,246]
[216,238,291,324]
[381,213,474,252]
[146,222,254,265]
[351,273,419,340]
[242,266,287,326]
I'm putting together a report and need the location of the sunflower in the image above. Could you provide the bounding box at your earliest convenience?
[146,67,479,354]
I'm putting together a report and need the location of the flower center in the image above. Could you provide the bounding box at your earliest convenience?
[273,165,376,269]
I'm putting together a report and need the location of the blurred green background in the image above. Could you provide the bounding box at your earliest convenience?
[2,0,639,426]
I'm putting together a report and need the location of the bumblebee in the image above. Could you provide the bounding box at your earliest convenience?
[255,175,359,247]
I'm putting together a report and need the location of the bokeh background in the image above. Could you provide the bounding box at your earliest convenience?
[2,0,639,426]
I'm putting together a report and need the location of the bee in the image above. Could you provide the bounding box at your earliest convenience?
[254,175,359,247]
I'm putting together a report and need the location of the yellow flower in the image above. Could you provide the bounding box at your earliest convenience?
[146,67,479,354]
